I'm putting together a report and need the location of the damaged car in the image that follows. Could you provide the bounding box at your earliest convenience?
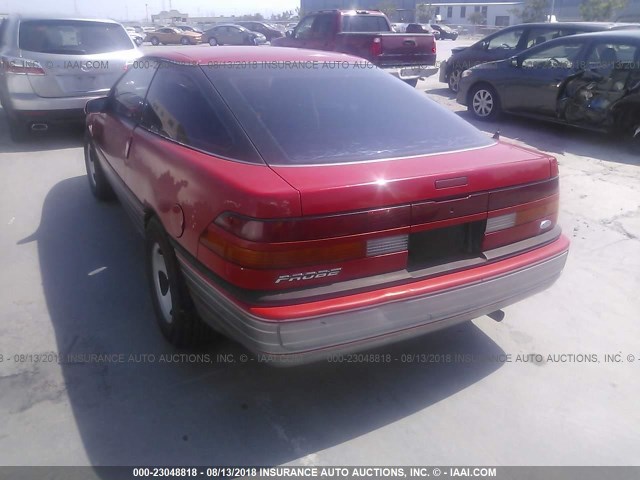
[457,30,640,148]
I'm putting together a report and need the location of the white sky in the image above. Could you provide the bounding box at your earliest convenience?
[0,0,300,21]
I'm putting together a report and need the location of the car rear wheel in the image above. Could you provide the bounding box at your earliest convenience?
[448,68,462,93]
[180,36,190,45]
[208,37,218,46]
[145,217,214,348]
[135,37,143,46]
[469,84,500,121]
[7,117,28,142]
[84,135,114,201]
[150,36,159,46]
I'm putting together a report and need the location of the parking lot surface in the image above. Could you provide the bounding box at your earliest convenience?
[0,39,638,466]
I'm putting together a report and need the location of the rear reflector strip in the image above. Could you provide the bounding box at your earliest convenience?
[366,235,408,257]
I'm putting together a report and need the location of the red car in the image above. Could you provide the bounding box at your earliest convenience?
[84,47,569,364]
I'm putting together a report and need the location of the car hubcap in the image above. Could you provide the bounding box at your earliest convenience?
[151,243,173,324]
[209,38,216,46]
[473,90,494,117]
[449,70,461,92]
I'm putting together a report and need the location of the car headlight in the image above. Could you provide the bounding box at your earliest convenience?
[461,70,473,78]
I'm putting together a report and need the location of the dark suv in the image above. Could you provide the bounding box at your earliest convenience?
[440,22,640,92]
[236,21,284,42]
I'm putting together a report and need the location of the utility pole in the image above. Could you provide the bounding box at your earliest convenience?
[146,3,149,22]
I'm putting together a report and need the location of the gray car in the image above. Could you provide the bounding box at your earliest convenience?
[202,24,267,46]
[0,15,141,140]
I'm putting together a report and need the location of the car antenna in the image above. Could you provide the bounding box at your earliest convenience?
[492,130,500,140]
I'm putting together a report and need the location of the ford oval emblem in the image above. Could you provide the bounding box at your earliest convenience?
[540,219,552,230]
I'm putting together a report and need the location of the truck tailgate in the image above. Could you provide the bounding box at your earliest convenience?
[335,32,436,67]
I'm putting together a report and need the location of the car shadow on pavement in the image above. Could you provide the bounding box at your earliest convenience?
[455,110,640,167]
[424,87,457,99]
[0,109,84,154]
[24,175,507,466]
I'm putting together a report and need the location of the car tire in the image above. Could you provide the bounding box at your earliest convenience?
[150,36,159,46]
[403,78,419,88]
[84,135,114,201]
[448,67,462,93]
[208,37,218,46]
[180,36,190,45]
[145,217,214,348]
[135,37,143,46]
[7,117,28,142]
[469,84,500,121]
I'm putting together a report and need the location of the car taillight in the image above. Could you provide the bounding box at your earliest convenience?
[371,37,382,57]
[200,208,410,270]
[2,57,46,75]
[483,177,560,250]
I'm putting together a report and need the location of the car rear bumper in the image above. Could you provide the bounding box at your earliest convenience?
[386,65,439,80]
[178,236,569,365]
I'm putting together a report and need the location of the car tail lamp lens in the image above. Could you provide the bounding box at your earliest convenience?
[483,177,560,250]
[213,207,410,243]
[2,57,46,75]
[201,209,410,270]
[371,37,383,57]
[201,231,366,269]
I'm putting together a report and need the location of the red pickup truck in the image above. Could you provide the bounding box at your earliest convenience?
[272,9,438,86]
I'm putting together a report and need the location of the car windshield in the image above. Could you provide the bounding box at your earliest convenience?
[19,20,133,54]
[204,64,493,165]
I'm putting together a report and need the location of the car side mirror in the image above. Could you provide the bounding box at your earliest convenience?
[85,97,109,115]
[510,56,519,67]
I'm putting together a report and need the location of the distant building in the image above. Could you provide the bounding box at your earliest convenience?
[430,1,522,27]
[300,0,419,22]
[151,9,189,25]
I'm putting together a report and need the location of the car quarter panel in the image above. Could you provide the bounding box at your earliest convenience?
[124,127,302,253]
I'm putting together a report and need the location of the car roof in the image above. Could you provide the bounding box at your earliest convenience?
[8,14,121,24]
[509,21,640,30]
[559,29,640,40]
[141,46,361,64]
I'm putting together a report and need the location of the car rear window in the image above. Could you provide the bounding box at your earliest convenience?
[19,20,133,55]
[204,64,493,165]
[342,15,390,32]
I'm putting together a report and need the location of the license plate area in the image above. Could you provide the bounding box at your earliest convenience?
[408,221,485,271]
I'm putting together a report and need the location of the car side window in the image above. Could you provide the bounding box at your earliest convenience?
[295,16,315,40]
[111,62,158,122]
[311,14,334,40]
[586,42,639,69]
[140,64,259,162]
[525,28,568,49]
[485,28,524,51]
[521,41,583,69]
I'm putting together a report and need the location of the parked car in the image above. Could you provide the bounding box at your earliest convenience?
[431,23,458,40]
[406,23,440,40]
[457,30,640,147]
[202,24,267,46]
[83,47,569,363]
[0,15,140,140]
[272,9,438,87]
[441,21,640,92]
[146,27,201,45]
[236,21,284,42]
[126,27,144,46]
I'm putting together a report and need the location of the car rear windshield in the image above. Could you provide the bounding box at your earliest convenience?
[204,63,493,165]
[19,20,133,55]
[342,15,390,32]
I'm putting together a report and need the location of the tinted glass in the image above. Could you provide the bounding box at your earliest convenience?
[521,41,583,68]
[486,28,524,51]
[586,41,639,66]
[141,64,261,163]
[204,64,493,165]
[19,20,133,54]
[112,62,158,121]
[342,16,389,32]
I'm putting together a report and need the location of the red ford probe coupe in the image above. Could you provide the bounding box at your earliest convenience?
[84,47,569,364]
